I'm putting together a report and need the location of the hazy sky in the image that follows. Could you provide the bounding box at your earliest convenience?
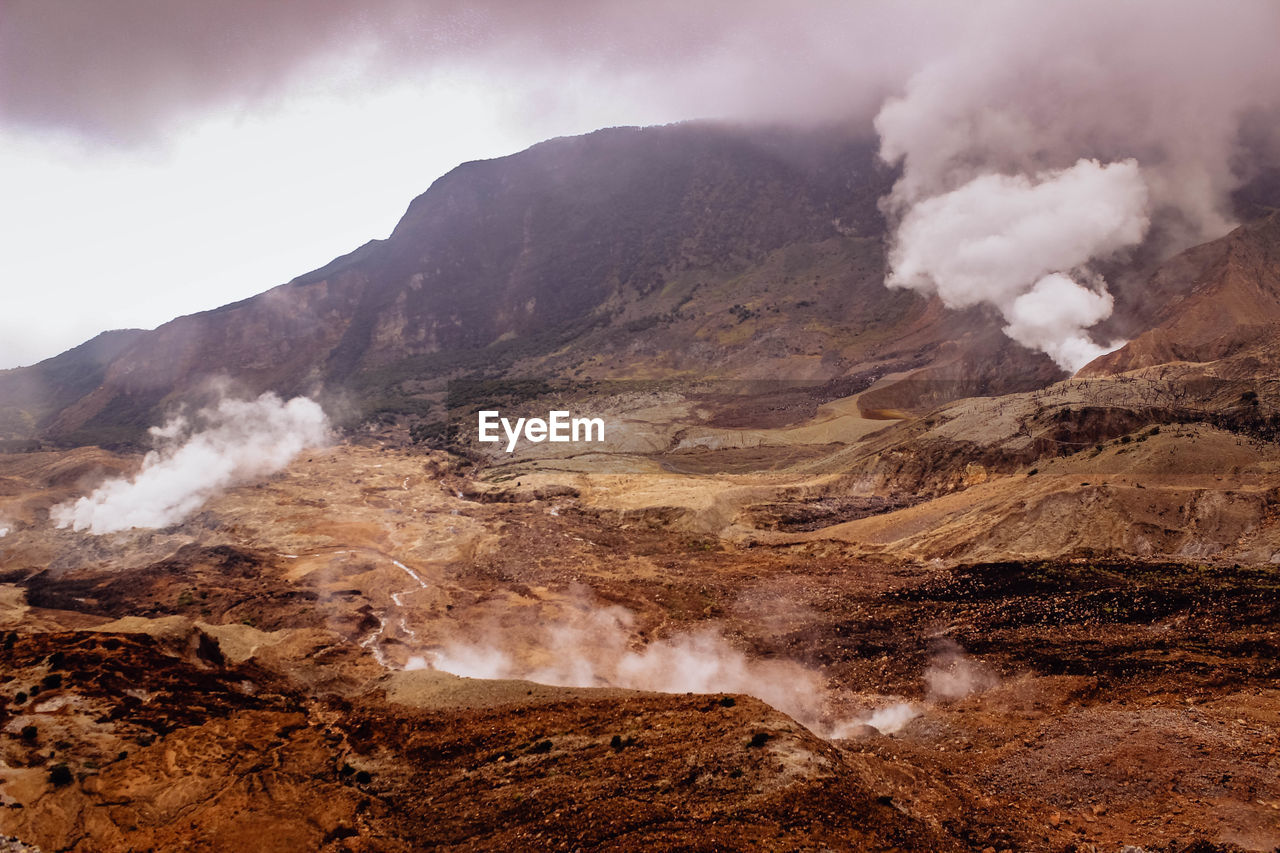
[0,1,952,369]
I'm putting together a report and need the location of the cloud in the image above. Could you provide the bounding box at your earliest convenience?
[875,1,1280,369]
[876,1,1280,237]
[10,0,1277,178]
[886,158,1148,371]
[51,392,329,534]
[0,0,960,145]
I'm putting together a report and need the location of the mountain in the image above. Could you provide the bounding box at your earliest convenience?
[0,329,147,448]
[0,122,1063,448]
[4,121,1279,449]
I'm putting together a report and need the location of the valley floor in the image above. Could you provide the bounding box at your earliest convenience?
[0,426,1277,851]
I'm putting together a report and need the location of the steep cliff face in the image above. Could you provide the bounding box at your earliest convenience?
[342,125,892,369]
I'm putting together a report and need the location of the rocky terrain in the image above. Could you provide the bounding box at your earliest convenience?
[0,122,1279,851]
[0,405,1278,851]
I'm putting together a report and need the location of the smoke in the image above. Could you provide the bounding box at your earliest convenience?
[412,596,1001,739]
[876,0,1280,371]
[419,601,848,734]
[924,642,1000,701]
[885,159,1148,371]
[51,393,330,534]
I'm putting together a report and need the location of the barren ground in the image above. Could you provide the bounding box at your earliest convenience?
[0,383,1278,851]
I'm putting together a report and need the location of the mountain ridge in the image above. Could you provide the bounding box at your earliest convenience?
[0,122,1016,446]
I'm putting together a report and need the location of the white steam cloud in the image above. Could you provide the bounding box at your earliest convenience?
[51,393,329,535]
[857,703,919,736]
[885,158,1148,371]
[411,598,995,739]
[875,0,1280,372]
[419,603,850,734]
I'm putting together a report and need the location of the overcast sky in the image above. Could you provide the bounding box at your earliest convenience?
[3,2,1277,371]
[0,1,956,369]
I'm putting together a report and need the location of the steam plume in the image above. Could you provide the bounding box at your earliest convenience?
[924,641,1000,701]
[885,159,1148,371]
[51,393,329,534]
[858,703,919,736]
[421,602,844,733]
[876,0,1280,371]
[411,596,985,738]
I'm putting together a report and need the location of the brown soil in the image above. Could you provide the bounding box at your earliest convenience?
[0,429,1277,851]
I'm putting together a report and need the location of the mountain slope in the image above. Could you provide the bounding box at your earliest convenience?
[0,329,147,447]
[1083,212,1280,375]
[0,126,858,439]
[0,122,1069,447]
